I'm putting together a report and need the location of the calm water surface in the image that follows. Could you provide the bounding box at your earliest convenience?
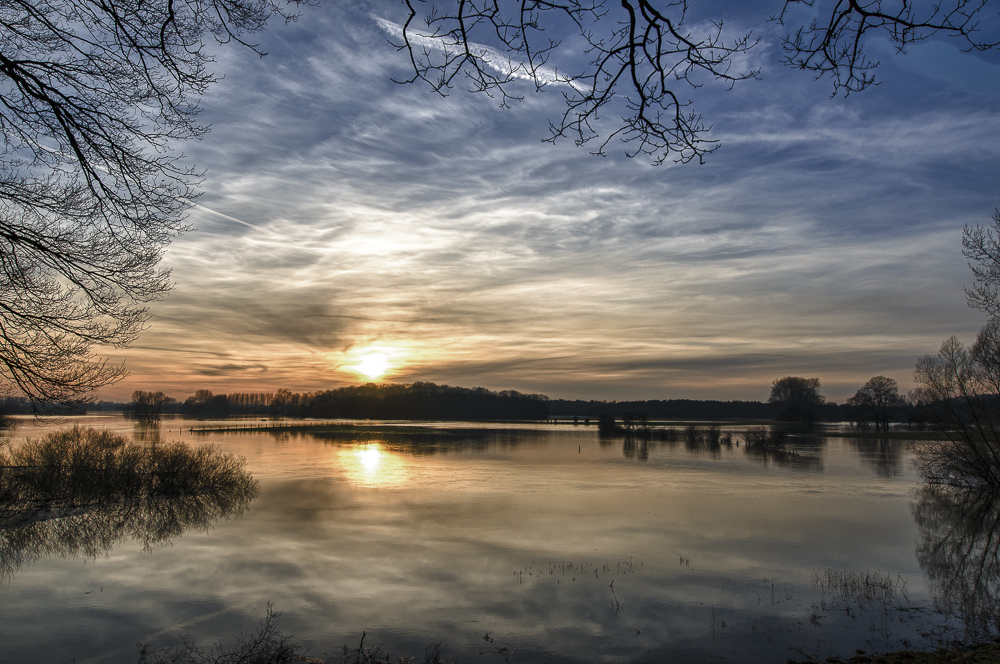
[0,416,992,663]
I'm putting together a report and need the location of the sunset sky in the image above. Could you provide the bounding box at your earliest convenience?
[104,0,1000,404]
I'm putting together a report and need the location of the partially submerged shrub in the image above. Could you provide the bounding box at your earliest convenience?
[342,633,451,664]
[0,427,258,579]
[742,426,771,448]
[0,426,256,514]
[742,426,786,448]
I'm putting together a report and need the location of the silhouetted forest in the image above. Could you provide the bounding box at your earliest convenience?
[104,385,917,423]
[8,381,932,425]
[125,382,551,421]
[549,398,772,420]
[549,398,914,423]
[0,396,86,416]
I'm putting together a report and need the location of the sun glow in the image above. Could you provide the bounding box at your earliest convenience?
[347,345,405,381]
[355,353,390,379]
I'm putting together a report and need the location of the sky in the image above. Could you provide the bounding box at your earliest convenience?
[103,0,1000,404]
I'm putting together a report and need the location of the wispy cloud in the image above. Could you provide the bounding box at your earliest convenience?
[372,15,584,91]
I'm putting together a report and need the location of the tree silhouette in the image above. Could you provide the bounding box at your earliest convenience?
[768,376,824,424]
[847,376,906,432]
[913,324,1000,488]
[0,0,299,406]
[396,0,998,164]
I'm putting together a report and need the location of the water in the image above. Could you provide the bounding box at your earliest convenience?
[0,416,992,663]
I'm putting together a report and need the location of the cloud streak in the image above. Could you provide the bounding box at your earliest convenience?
[372,15,584,91]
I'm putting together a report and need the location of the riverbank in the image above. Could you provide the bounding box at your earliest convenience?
[789,642,1000,664]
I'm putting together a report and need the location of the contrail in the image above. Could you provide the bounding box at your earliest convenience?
[11,139,296,243]
[373,15,585,92]
[187,203,333,259]
[189,202,292,240]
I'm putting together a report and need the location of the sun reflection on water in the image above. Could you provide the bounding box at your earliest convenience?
[341,443,407,488]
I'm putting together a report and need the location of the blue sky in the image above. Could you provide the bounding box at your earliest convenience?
[105,0,1000,403]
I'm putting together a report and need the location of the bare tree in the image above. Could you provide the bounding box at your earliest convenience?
[847,375,906,432]
[964,207,1000,318]
[394,0,761,165]
[913,323,1000,488]
[396,1,998,164]
[768,375,824,424]
[776,0,999,95]
[126,390,174,422]
[909,206,1000,487]
[0,0,299,406]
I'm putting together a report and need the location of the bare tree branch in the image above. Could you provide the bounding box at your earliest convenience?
[775,0,999,95]
[391,1,760,164]
[0,0,302,406]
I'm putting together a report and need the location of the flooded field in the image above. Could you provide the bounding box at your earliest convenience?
[0,415,994,663]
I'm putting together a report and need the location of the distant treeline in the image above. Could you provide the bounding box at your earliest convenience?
[125,382,550,421]
[549,398,772,420]
[548,398,911,423]
[115,385,920,423]
[0,396,87,416]
[8,382,927,426]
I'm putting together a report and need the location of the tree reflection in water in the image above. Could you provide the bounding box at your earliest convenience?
[914,486,1000,641]
[848,437,906,478]
[744,444,823,472]
[0,426,257,580]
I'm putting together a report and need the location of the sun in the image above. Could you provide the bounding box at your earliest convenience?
[351,349,392,380]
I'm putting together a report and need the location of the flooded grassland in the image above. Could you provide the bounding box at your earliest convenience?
[0,416,995,663]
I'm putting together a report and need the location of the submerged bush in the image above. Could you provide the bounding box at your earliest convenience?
[741,426,787,449]
[0,426,255,512]
[0,427,258,579]
[742,426,772,448]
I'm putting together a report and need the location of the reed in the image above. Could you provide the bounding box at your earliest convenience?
[813,567,908,605]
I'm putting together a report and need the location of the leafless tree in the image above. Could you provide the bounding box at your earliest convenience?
[0,0,300,406]
[396,1,998,164]
[913,323,1000,488]
[776,0,999,95]
[394,0,761,165]
[964,207,1000,318]
[847,375,906,432]
[126,390,174,422]
[909,200,1000,489]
